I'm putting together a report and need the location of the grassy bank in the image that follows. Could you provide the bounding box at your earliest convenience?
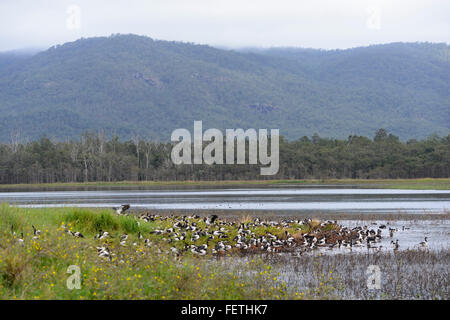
[271,178,450,190]
[0,178,449,190]
[0,205,316,300]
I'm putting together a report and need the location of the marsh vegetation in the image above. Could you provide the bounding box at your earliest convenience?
[0,205,447,299]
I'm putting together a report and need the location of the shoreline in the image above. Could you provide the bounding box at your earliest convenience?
[129,210,450,221]
[0,178,449,190]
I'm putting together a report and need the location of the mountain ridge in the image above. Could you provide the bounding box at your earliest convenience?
[0,34,448,141]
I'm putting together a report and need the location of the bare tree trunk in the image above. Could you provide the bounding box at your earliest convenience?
[83,157,89,182]
[10,130,21,153]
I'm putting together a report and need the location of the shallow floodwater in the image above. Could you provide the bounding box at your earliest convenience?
[222,219,449,299]
[311,220,449,253]
[1,186,449,214]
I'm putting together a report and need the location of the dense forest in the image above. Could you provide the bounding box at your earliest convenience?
[0,35,448,141]
[0,129,448,184]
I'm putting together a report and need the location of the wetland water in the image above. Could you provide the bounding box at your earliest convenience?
[1,186,449,214]
[4,185,448,248]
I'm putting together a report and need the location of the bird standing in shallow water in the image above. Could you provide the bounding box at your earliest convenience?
[418,237,428,248]
[391,239,399,250]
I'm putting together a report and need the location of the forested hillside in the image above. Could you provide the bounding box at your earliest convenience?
[0,49,37,69]
[0,35,448,141]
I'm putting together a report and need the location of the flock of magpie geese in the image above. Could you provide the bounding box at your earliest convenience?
[12,204,429,260]
[117,208,429,257]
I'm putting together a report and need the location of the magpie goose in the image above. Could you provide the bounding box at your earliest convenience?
[32,225,41,237]
[113,204,130,215]
[205,214,218,225]
[17,232,24,245]
[419,237,428,248]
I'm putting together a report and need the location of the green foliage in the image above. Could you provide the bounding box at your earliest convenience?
[63,209,120,234]
[0,130,448,184]
[0,204,25,233]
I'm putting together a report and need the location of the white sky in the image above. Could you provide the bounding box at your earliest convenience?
[0,0,449,51]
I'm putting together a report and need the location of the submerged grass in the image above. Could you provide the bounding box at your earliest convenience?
[252,249,449,300]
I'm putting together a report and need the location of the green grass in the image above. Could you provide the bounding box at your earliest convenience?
[0,205,318,300]
[0,178,449,190]
[269,178,450,190]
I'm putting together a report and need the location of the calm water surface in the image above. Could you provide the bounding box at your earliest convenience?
[1,186,449,214]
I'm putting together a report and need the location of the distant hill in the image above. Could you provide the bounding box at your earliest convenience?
[0,34,448,141]
[0,49,38,69]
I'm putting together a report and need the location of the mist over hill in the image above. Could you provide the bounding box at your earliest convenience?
[0,34,448,141]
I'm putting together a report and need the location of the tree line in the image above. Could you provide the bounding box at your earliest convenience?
[0,129,448,184]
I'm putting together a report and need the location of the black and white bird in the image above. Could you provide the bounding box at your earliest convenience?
[95,230,109,240]
[96,246,111,259]
[418,237,428,248]
[113,204,130,215]
[17,232,24,245]
[32,225,41,238]
[391,239,399,250]
[73,231,84,238]
[205,214,218,225]
[376,229,382,240]
[191,246,207,256]
[389,228,396,238]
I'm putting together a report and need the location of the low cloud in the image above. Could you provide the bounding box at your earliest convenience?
[0,0,449,51]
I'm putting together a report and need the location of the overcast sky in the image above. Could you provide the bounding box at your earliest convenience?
[0,0,449,52]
